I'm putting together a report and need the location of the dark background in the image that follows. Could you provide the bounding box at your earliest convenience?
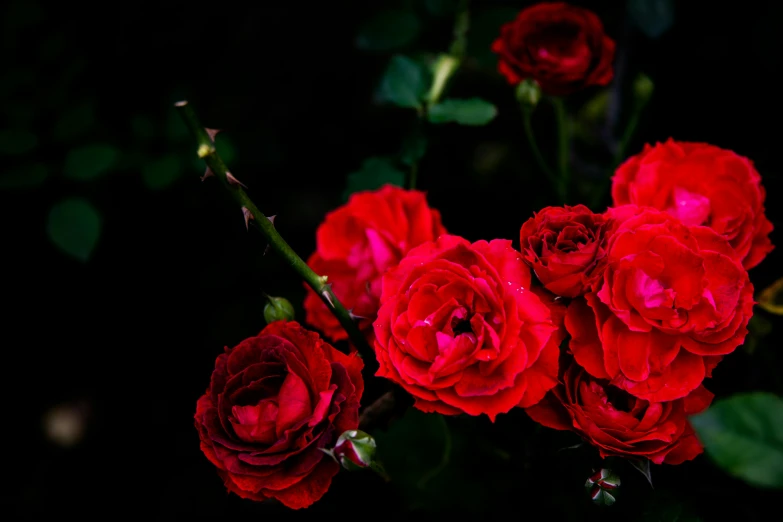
[3,0,782,518]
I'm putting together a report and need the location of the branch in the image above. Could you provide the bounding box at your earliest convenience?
[174,100,373,359]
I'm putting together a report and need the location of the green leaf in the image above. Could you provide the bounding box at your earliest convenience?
[356,9,421,51]
[627,0,675,39]
[343,157,405,201]
[690,392,783,489]
[0,129,37,155]
[52,102,95,142]
[377,55,429,109]
[427,98,498,126]
[46,198,102,262]
[142,154,183,190]
[63,144,119,181]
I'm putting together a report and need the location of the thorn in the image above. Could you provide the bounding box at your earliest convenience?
[321,284,335,307]
[174,100,188,107]
[201,167,214,181]
[225,172,246,188]
[264,244,271,256]
[349,309,367,321]
[267,215,276,225]
[242,207,254,230]
[205,128,221,141]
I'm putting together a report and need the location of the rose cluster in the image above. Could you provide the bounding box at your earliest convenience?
[303,136,770,467]
[192,1,774,510]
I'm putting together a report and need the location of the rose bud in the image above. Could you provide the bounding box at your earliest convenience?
[585,468,620,506]
[516,78,542,109]
[263,295,295,323]
[330,429,377,471]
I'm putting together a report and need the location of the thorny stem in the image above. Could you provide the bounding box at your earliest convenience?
[175,100,373,359]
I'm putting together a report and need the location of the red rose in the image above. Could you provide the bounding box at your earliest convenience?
[568,206,753,402]
[305,185,447,344]
[194,321,363,509]
[491,2,615,95]
[373,234,560,421]
[527,357,714,464]
[612,139,774,270]
[519,205,609,298]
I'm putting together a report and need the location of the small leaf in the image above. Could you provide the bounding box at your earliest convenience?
[377,55,429,109]
[343,157,405,201]
[427,98,498,126]
[356,9,421,52]
[0,162,48,189]
[690,392,783,489]
[52,102,95,142]
[757,277,783,315]
[627,0,675,39]
[63,144,119,181]
[47,198,102,262]
[0,129,37,155]
[142,154,183,190]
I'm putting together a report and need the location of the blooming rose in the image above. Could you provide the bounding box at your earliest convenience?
[519,205,609,298]
[526,356,714,464]
[612,139,774,270]
[373,234,560,421]
[491,2,615,95]
[305,185,447,344]
[194,321,363,509]
[569,206,753,402]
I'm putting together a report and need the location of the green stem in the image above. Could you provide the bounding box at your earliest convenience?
[406,159,419,190]
[613,108,640,169]
[175,100,373,359]
[521,105,557,194]
[551,97,570,205]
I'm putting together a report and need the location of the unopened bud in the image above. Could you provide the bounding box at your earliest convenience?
[585,468,620,506]
[516,78,541,109]
[263,296,295,323]
[333,430,377,471]
[633,73,654,106]
[427,54,460,106]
